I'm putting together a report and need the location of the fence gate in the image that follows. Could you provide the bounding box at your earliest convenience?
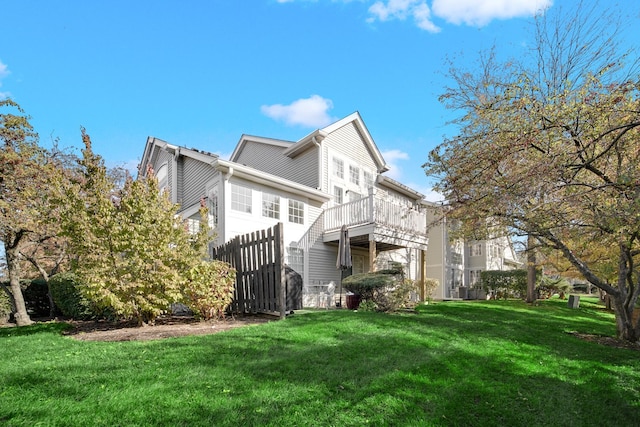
[211,222,286,319]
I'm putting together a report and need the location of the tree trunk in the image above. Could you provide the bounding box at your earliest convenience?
[526,235,537,303]
[610,294,639,342]
[5,246,33,326]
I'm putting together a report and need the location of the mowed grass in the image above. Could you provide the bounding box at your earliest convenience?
[1,297,639,426]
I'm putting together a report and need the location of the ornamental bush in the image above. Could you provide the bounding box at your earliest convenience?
[183,260,236,320]
[480,270,527,299]
[343,270,417,312]
[49,272,97,320]
[343,273,395,302]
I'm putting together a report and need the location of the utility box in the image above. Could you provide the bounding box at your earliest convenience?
[568,295,580,309]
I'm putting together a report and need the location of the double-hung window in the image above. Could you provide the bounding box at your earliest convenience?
[262,192,280,219]
[288,199,304,224]
[231,183,252,214]
[333,157,344,179]
[333,186,344,205]
[349,165,360,186]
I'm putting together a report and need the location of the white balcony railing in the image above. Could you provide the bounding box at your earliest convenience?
[322,195,427,234]
[297,194,427,251]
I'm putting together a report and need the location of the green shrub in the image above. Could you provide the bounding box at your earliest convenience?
[384,279,419,311]
[343,271,417,312]
[0,286,12,323]
[423,278,439,302]
[343,273,395,302]
[183,260,236,320]
[480,270,527,299]
[357,299,377,311]
[537,276,572,299]
[49,272,96,320]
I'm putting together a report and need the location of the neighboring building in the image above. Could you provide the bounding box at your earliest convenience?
[425,203,521,300]
[139,112,430,307]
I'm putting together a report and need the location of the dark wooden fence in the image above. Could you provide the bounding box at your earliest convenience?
[211,222,286,319]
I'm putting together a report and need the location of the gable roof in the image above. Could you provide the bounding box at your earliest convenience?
[213,158,330,203]
[139,136,219,177]
[229,135,294,163]
[229,112,390,173]
[320,112,389,174]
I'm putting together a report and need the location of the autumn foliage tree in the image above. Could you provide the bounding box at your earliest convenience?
[62,130,229,326]
[0,100,72,325]
[424,3,640,341]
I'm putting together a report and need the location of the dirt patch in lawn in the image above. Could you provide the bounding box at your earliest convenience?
[63,314,274,342]
[568,331,640,352]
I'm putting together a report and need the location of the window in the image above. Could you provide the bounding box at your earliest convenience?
[363,171,374,188]
[262,192,280,219]
[287,247,304,277]
[231,183,252,213]
[470,270,481,286]
[451,252,462,265]
[333,186,343,205]
[186,218,200,235]
[491,245,501,258]
[156,164,168,194]
[333,157,344,179]
[349,165,360,185]
[288,199,304,224]
[470,243,482,257]
[208,185,218,228]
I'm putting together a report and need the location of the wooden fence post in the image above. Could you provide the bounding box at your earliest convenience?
[275,222,286,319]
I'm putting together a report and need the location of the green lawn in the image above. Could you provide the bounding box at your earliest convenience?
[1,297,639,426]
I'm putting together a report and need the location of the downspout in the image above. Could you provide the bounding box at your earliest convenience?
[171,147,180,204]
[311,135,322,192]
[221,166,234,244]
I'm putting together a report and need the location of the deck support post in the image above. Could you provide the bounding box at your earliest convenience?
[369,238,376,272]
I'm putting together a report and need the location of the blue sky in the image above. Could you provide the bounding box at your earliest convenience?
[1,0,634,201]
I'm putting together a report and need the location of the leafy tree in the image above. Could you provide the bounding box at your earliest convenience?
[424,3,640,341]
[62,130,216,325]
[183,259,236,320]
[0,100,72,325]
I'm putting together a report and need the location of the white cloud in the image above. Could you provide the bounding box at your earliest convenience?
[0,61,8,78]
[432,0,552,27]
[420,186,445,203]
[366,0,551,31]
[368,0,441,33]
[261,95,335,127]
[381,148,409,181]
[0,60,10,99]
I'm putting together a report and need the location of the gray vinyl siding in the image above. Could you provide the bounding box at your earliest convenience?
[289,147,318,187]
[325,123,378,173]
[180,156,216,209]
[235,142,287,174]
[308,243,341,286]
[235,141,319,188]
[176,156,184,205]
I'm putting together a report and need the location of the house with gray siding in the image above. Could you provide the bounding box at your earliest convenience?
[139,112,430,307]
[424,203,521,300]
